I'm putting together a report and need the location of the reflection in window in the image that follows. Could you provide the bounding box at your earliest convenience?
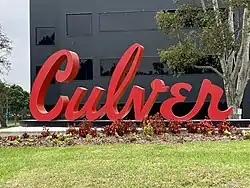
[75,59,93,80]
[100,57,169,76]
[100,55,221,76]
[36,27,55,45]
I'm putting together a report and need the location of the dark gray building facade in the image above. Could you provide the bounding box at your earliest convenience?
[30,0,250,119]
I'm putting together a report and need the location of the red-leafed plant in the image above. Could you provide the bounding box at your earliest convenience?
[22,132,30,139]
[66,122,97,137]
[66,124,79,135]
[104,120,137,136]
[78,121,97,138]
[51,132,59,139]
[40,127,51,138]
[217,121,235,135]
[168,121,181,134]
[142,113,166,135]
[199,120,215,135]
[185,121,200,133]
[7,136,18,141]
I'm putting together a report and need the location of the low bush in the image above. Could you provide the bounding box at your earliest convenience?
[7,136,18,141]
[185,121,200,133]
[66,124,79,135]
[142,123,154,136]
[22,132,30,139]
[104,120,137,136]
[66,122,97,138]
[142,113,166,135]
[242,130,250,140]
[168,121,181,134]
[78,121,97,138]
[40,127,51,138]
[199,120,215,135]
[217,121,235,136]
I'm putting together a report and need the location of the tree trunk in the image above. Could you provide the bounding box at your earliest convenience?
[0,106,7,127]
[0,114,7,128]
[0,119,7,128]
[224,79,246,119]
[229,103,241,119]
[14,114,17,126]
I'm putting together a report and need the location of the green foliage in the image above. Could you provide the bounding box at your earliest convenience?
[0,25,12,75]
[8,84,30,120]
[0,82,29,127]
[200,22,234,56]
[155,1,237,74]
[156,4,200,36]
[159,39,204,74]
[242,130,250,140]
[142,123,154,136]
[0,82,9,127]
[225,0,250,8]
[0,25,12,127]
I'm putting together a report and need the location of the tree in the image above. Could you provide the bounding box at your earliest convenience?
[0,82,9,127]
[8,85,30,125]
[156,0,250,118]
[0,25,11,127]
[0,25,12,75]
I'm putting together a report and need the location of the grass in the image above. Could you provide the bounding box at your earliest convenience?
[0,141,249,188]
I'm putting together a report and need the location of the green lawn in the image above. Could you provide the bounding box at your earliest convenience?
[0,141,249,188]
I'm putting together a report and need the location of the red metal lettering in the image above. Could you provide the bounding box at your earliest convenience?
[105,43,169,120]
[30,43,232,121]
[160,79,232,121]
[29,50,79,120]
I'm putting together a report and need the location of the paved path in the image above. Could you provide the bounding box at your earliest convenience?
[0,127,68,136]
[0,127,104,136]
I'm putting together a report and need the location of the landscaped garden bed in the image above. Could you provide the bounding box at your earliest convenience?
[1,114,250,147]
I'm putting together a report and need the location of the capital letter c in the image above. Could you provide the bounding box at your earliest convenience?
[29,50,79,121]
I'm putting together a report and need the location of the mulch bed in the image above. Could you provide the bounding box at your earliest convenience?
[0,132,247,147]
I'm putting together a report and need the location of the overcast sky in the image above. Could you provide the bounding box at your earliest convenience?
[0,0,30,91]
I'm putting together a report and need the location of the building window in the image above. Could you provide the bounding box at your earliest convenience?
[100,57,169,76]
[36,66,55,84]
[100,55,220,76]
[36,27,55,45]
[99,11,157,32]
[75,59,93,80]
[66,13,92,37]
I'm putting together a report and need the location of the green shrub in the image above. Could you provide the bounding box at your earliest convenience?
[242,131,250,140]
[143,123,154,136]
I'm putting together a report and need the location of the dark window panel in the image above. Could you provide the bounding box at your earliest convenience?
[36,27,55,45]
[75,59,94,80]
[100,55,220,76]
[99,11,157,32]
[66,13,92,37]
[100,57,169,76]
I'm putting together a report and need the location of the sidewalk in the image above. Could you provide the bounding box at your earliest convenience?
[0,127,67,137]
[0,126,104,137]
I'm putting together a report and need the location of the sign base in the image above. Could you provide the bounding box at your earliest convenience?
[20,119,250,128]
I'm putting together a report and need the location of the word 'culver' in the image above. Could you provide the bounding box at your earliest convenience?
[30,43,232,121]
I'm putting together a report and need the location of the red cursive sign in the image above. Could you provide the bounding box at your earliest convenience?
[30,43,232,121]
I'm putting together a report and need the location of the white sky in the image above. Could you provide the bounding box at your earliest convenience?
[0,0,30,91]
